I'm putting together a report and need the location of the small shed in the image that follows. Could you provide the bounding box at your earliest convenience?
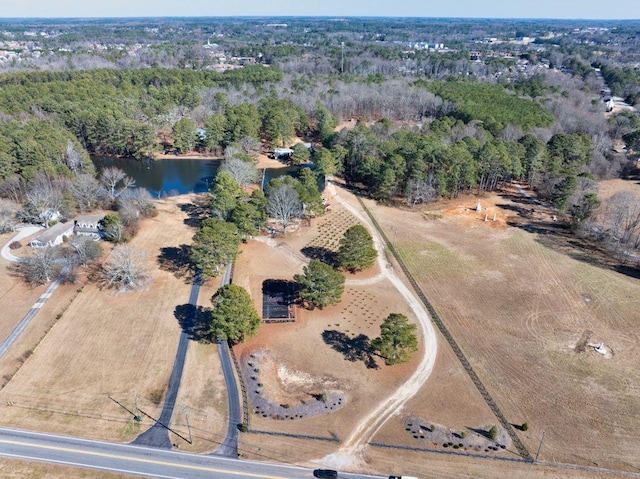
[273,148,294,159]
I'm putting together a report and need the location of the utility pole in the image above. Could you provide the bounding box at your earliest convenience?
[133,390,141,422]
[341,42,344,73]
[535,430,545,461]
[182,401,192,444]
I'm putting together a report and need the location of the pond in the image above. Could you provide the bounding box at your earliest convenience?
[92,156,220,197]
[91,157,314,197]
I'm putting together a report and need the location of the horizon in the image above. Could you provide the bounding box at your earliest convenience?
[3,0,640,21]
[0,15,639,22]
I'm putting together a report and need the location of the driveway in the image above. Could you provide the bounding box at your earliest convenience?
[1,226,42,262]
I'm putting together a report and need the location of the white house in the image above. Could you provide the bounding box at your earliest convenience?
[73,214,104,239]
[29,222,74,248]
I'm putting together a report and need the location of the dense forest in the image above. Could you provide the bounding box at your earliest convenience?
[1,17,640,257]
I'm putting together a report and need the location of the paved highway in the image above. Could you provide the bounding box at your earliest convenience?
[0,427,380,479]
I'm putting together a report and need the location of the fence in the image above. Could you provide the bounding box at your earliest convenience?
[357,197,532,460]
[228,343,250,428]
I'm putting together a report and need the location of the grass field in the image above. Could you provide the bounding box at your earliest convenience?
[1,177,638,479]
[0,196,226,449]
[370,183,640,473]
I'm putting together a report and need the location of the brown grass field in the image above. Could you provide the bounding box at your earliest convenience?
[1,176,640,479]
[368,179,640,474]
[0,195,226,449]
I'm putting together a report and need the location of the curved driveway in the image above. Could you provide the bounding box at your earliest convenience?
[1,226,42,263]
[321,181,439,469]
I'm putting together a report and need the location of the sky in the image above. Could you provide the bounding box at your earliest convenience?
[2,0,640,20]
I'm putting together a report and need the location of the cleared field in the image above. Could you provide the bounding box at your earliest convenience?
[369,186,640,473]
[0,195,226,447]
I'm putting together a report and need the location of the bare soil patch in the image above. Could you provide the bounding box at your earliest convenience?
[233,192,421,449]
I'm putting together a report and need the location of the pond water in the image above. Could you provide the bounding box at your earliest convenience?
[92,156,220,197]
[91,157,311,197]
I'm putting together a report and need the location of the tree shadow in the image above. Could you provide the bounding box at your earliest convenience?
[157,245,196,282]
[510,423,526,432]
[179,199,209,229]
[467,426,492,440]
[301,246,337,266]
[174,304,212,342]
[321,330,378,369]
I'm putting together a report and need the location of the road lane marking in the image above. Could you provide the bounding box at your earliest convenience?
[0,452,185,479]
[0,439,287,479]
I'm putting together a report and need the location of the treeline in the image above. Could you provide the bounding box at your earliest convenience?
[0,120,92,181]
[0,66,283,161]
[598,63,640,102]
[324,118,597,229]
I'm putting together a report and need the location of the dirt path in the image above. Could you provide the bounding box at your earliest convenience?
[319,181,438,470]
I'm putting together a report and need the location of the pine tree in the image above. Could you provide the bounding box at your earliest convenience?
[336,224,377,272]
[372,313,418,365]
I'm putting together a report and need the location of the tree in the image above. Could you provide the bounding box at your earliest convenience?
[372,313,418,365]
[16,247,61,285]
[290,143,311,165]
[100,167,135,202]
[313,148,337,177]
[172,118,197,154]
[219,157,258,189]
[23,172,64,227]
[266,183,303,233]
[210,172,243,221]
[296,167,325,217]
[100,213,127,243]
[69,235,103,267]
[209,284,261,343]
[100,244,151,291]
[70,173,101,212]
[203,113,228,152]
[0,198,19,233]
[336,224,377,272]
[315,102,339,144]
[294,259,345,309]
[64,139,85,175]
[191,218,240,278]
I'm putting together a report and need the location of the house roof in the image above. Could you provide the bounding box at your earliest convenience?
[31,222,74,244]
[75,214,104,225]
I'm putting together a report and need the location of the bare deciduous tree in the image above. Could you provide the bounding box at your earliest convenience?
[69,235,103,267]
[100,244,151,291]
[0,199,19,233]
[16,247,61,285]
[0,176,26,203]
[65,140,84,175]
[405,173,438,208]
[100,167,135,201]
[236,136,261,159]
[266,184,303,233]
[71,173,102,212]
[219,157,259,189]
[24,172,64,227]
